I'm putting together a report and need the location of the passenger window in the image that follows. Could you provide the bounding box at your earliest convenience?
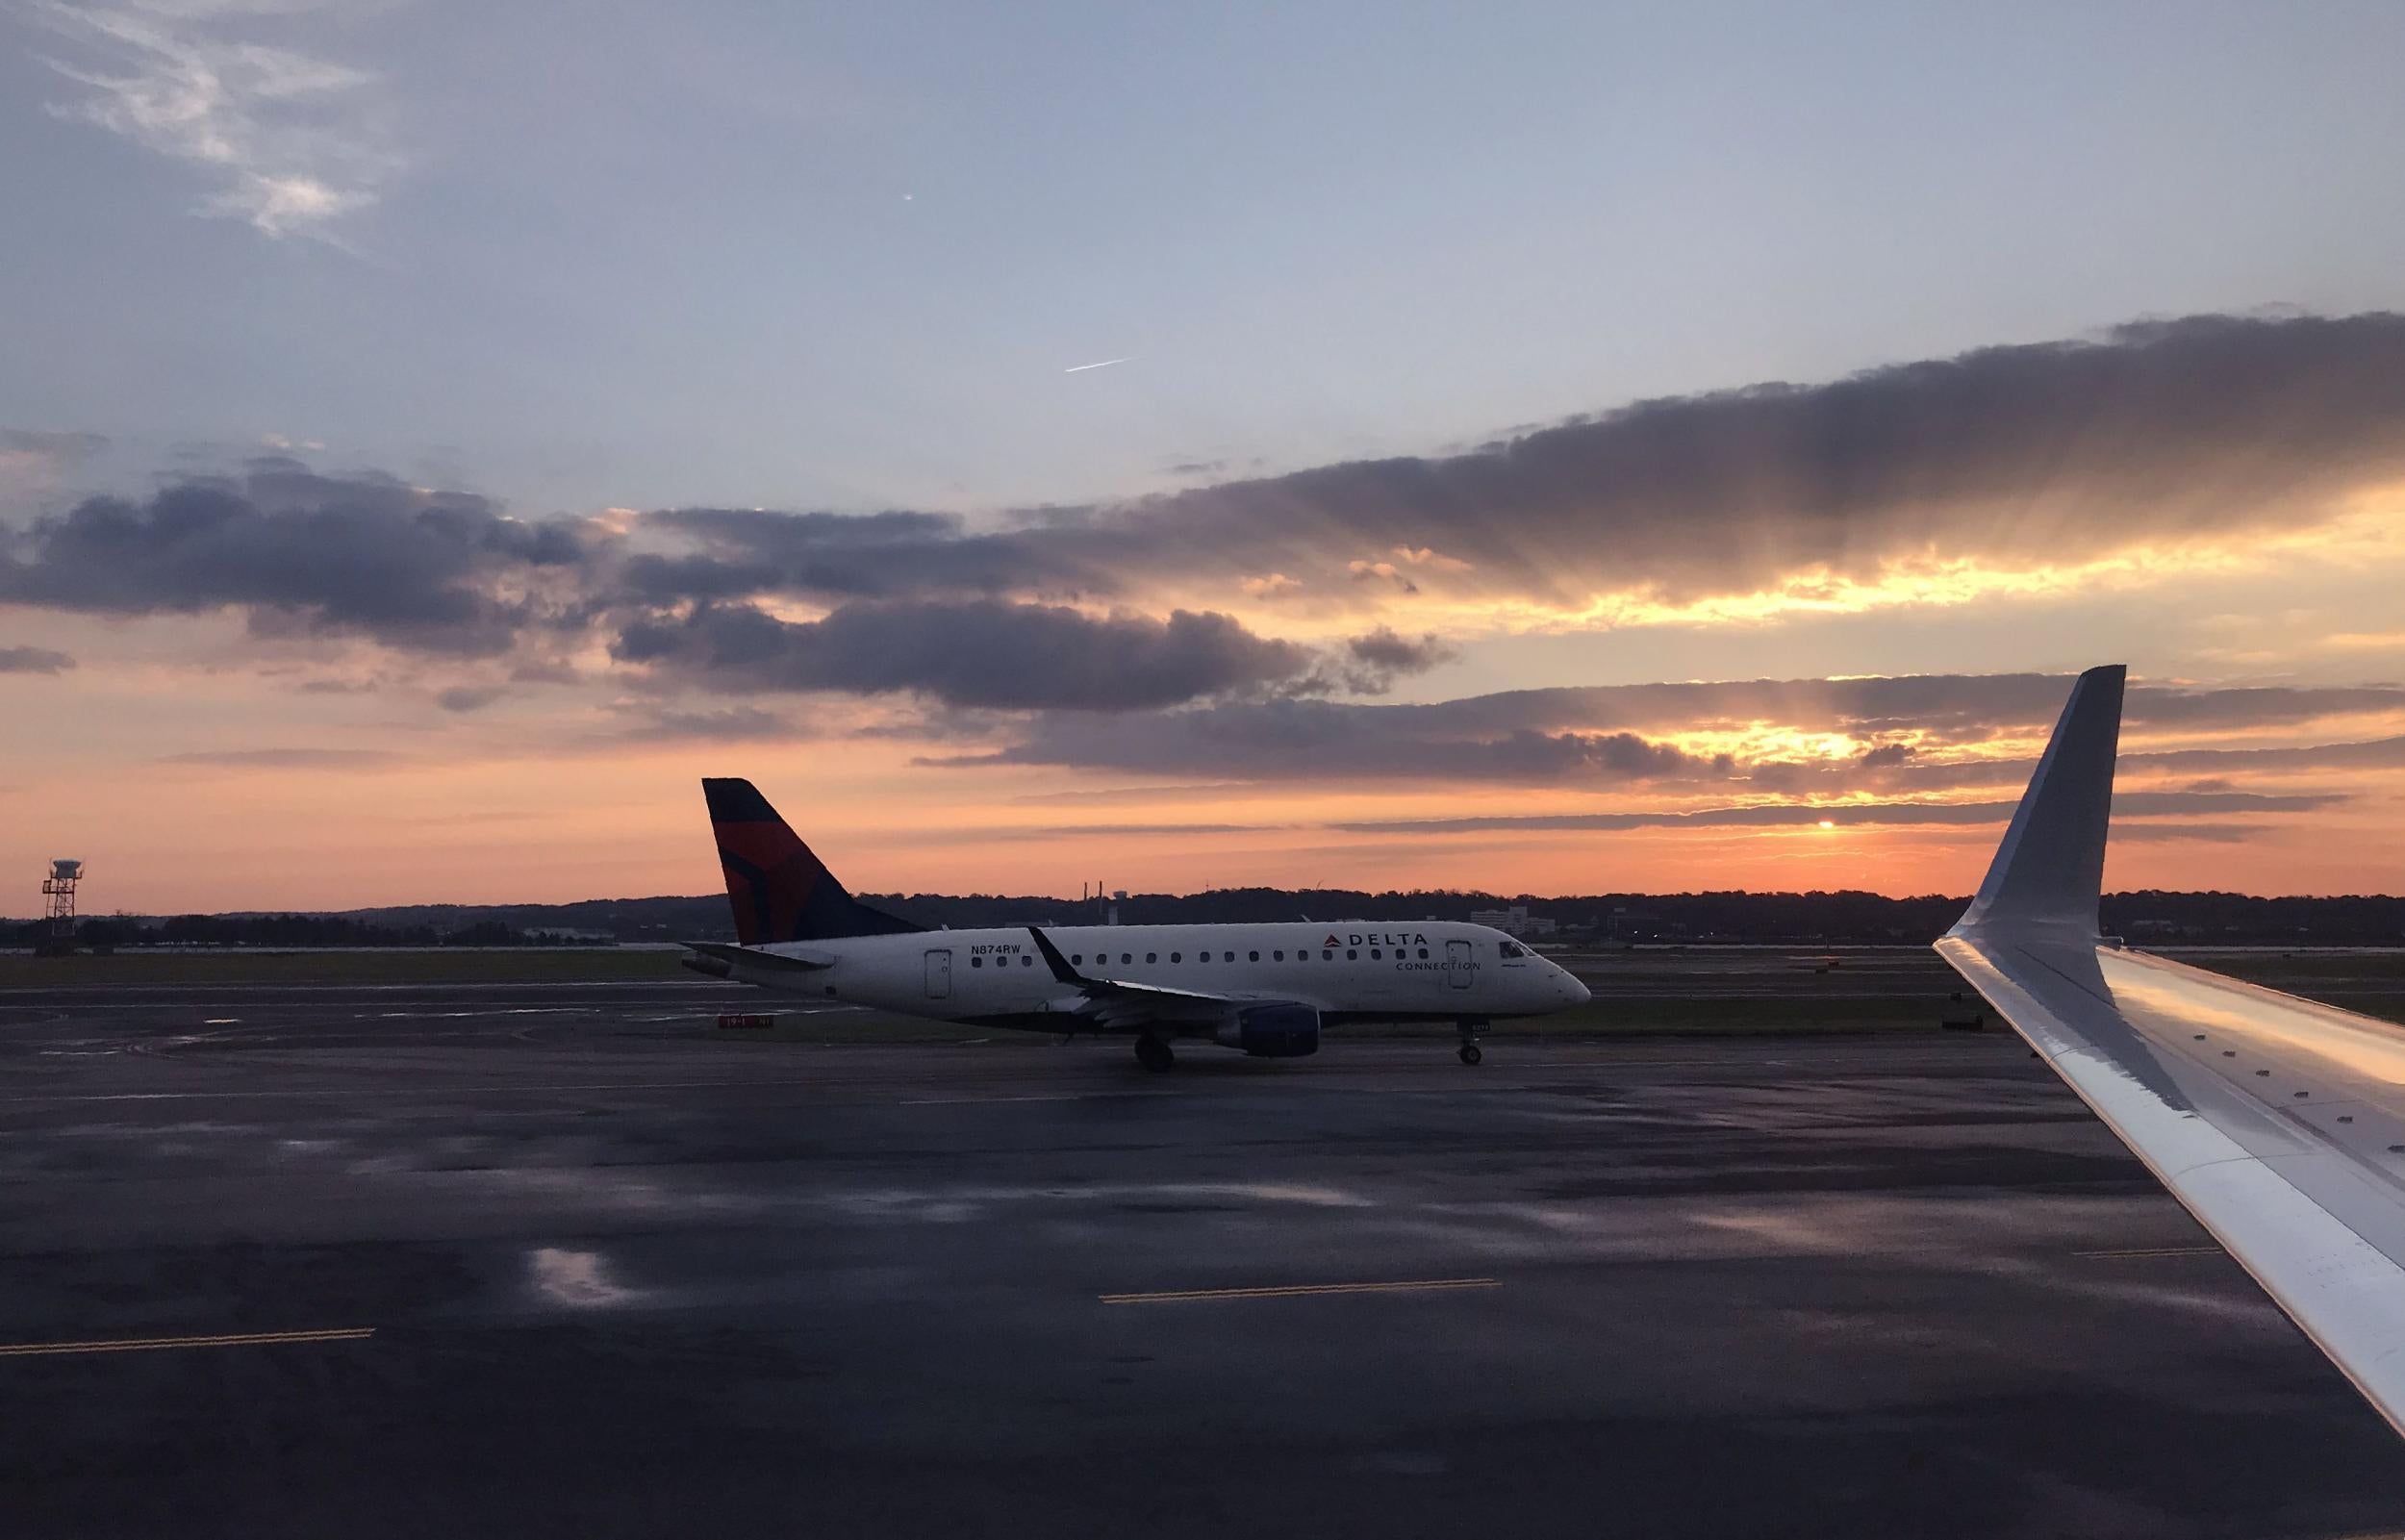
[1021,955,1032,967]
[1121,953,1132,965]
[1347,948,1357,960]
[1249,950,1259,962]
[1071,954,1081,965]
[971,956,983,968]
[1322,949,1333,961]
[1146,952,1157,964]
[1223,951,1234,962]
[1171,952,1181,964]
[1370,948,1381,959]
[1417,947,1429,959]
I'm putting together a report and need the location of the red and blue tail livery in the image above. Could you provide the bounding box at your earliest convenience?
[701,777,924,944]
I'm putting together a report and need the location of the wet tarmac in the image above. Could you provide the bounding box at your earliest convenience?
[5,978,2403,1538]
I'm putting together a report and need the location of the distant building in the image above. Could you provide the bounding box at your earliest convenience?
[1468,905,1557,938]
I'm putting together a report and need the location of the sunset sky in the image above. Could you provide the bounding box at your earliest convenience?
[4,2,2404,913]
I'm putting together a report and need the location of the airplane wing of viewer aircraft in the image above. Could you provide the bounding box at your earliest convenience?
[682,777,1589,1070]
[1940,664,2405,1438]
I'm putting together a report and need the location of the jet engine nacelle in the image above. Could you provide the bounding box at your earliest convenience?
[1215,1002,1321,1058]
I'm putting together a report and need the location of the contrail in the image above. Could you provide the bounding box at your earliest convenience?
[1064,357,1131,373]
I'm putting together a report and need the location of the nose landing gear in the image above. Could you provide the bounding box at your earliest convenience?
[1134,1033,1177,1073]
[1456,1020,1484,1066]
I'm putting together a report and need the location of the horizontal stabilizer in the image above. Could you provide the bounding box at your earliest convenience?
[683,940,833,973]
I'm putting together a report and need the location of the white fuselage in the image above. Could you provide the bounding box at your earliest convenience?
[732,921,1587,1032]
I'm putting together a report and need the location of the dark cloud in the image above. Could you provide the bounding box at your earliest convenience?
[1334,789,2343,836]
[0,462,603,656]
[984,793,2322,844]
[1700,731,2405,802]
[2129,735,2405,774]
[932,695,1735,782]
[1135,311,2405,606]
[2110,823,2262,845]
[620,507,1115,605]
[436,685,505,712]
[10,313,2405,732]
[1345,626,1456,678]
[613,599,1317,712]
[947,672,2405,785]
[1292,626,1463,696]
[606,311,2405,614]
[611,704,800,742]
[0,644,75,674]
[540,310,2405,634]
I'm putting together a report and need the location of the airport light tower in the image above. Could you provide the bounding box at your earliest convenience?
[40,859,82,955]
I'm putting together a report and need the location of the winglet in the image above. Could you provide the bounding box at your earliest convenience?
[1027,926,1086,985]
[1952,664,2125,936]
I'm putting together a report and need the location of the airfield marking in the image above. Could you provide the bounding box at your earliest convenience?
[0,1326,376,1358]
[0,1077,838,1105]
[2073,1246,2226,1260]
[1101,1277,1501,1305]
[901,1093,1143,1106]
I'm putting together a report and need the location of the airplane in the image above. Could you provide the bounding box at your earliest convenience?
[1940,663,2405,1439]
[680,777,1590,1070]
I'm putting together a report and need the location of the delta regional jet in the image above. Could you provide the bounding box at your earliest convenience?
[682,778,1589,1069]
[1943,664,2405,1440]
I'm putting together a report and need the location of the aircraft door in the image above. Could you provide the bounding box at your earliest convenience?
[1446,939,1473,989]
[924,948,953,999]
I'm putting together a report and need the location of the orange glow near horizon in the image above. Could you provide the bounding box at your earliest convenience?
[7,714,2399,914]
[7,498,2405,914]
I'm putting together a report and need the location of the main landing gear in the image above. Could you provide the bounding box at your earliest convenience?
[1135,1033,1177,1073]
[1456,1020,1484,1067]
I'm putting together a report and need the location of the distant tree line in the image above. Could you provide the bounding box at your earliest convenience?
[858,888,2405,945]
[7,914,606,949]
[11,889,2402,948]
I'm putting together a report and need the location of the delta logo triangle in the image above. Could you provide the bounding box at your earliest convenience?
[1322,934,1341,948]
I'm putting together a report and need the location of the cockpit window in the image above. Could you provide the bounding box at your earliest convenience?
[1499,940,1529,959]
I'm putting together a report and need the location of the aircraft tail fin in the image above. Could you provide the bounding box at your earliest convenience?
[1952,664,2125,936]
[701,778,925,945]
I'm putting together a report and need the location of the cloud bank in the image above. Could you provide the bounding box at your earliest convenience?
[0,644,77,674]
[0,460,597,655]
[598,310,2405,621]
[6,313,2403,765]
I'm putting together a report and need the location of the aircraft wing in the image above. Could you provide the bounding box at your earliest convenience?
[1026,926,1242,1030]
[1938,664,2405,1436]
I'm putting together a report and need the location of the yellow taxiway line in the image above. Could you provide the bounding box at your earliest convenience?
[0,1326,376,1358]
[1101,1277,1500,1305]
[2073,1246,2226,1260]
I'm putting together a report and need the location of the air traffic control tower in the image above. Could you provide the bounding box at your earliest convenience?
[38,858,81,957]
